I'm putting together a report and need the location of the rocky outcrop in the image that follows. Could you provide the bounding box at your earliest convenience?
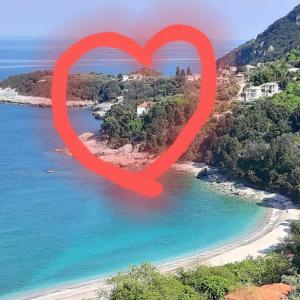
[67,132,156,169]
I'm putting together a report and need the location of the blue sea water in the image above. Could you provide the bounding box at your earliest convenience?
[0,38,266,299]
[0,38,244,79]
[0,104,266,299]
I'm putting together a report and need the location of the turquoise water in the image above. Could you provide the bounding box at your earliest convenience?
[0,104,266,299]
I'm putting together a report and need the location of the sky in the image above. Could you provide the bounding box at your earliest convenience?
[1,0,300,41]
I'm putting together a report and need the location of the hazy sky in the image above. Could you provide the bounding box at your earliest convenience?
[2,0,300,40]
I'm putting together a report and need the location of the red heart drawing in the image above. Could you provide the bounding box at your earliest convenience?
[51,25,217,197]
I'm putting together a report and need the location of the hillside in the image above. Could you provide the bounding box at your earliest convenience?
[218,3,300,68]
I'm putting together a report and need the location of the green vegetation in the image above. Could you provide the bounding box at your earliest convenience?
[0,71,54,98]
[286,49,300,67]
[92,221,300,299]
[281,220,300,299]
[101,104,142,147]
[122,76,182,102]
[273,82,300,112]
[216,83,240,101]
[102,92,197,151]
[283,220,300,269]
[0,66,233,159]
[213,52,300,201]
[0,70,181,103]
[100,64,205,151]
[92,220,300,299]
[217,3,300,67]
[208,101,300,200]
[250,60,288,87]
[282,274,300,299]
[0,71,119,102]
[101,62,239,153]
[180,253,290,299]
[93,221,300,299]
[98,253,290,300]
[249,51,300,89]
[4,5,300,299]
[99,264,198,300]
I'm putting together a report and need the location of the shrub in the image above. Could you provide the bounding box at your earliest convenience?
[102,264,198,300]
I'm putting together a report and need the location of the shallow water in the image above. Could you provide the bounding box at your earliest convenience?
[0,104,265,299]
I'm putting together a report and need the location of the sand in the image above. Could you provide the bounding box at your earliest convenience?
[0,87,93,107]
[16,162,300,300]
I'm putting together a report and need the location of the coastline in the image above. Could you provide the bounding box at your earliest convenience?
[66,131,156,169]
[14,162,299,300]
[0,87,94,108]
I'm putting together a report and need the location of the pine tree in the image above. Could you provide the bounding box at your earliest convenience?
[187,66,192,75]
[180,69,186,76]
[176,66,181,76]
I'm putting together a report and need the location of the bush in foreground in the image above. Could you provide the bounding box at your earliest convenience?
[98,253,290,300]
[99,263,198,300]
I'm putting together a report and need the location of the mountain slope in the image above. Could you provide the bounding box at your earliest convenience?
[218,4,300,68]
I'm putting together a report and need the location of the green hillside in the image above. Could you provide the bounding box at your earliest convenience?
[218,3,300,68]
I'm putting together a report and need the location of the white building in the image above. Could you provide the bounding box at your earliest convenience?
[186,74,201,81]
[245,86,262,102]
[137,101,150,116]
[116,95,124,102]
[230,66,237,74]
[245,82,279,102]
[261,82,279,97]
[122,74,129,81]
[122,73,143,81]
[288,67,300,73]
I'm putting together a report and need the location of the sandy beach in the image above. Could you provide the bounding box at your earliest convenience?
[15,162,299,300]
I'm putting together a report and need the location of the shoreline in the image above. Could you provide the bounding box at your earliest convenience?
[0,87,94,108]
[0,99,94,108]
[69,131,156,169]
[0,97,94,108]
[14,162,299,300]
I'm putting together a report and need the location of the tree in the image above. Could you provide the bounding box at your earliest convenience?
[291,106,300,132]
[250,61,288,86]
[283,220,300,268]
[286,49,300,67]
[101,264,198,300]
[176,66,181,76]
[181,69,186,76]
[187,66,192,76]
[101,80,122,102]
[117,73,123,80]
[273,82,300,112]
[263,253,291,283]
[209,100,300,200]
[102,91,196,153]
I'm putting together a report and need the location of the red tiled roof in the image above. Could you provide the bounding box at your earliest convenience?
[225,283,292,300]
[137,101,149,108]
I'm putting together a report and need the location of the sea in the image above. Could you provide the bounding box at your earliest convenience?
[0,38,267,299]
[0,37,243,79]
